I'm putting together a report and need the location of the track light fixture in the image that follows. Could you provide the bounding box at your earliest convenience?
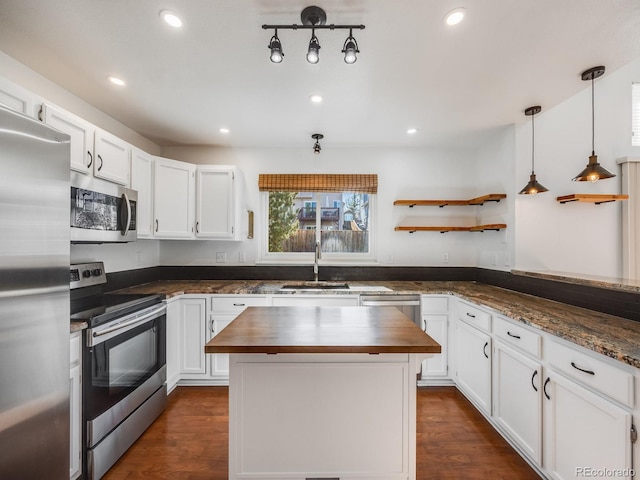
[263,6,365,64]
[312,133,323,154]
[519,106,548,195]
[572,66,616,182]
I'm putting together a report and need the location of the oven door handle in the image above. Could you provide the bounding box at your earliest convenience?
[90,304,166,344]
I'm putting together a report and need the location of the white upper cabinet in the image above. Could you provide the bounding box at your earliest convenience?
[42,103,130,185]
[0,76,38,118]
[153,156,195,239]
[130,148,154,239]
[195,165,237,239]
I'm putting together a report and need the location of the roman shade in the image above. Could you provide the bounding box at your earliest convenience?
[258,174,378,193]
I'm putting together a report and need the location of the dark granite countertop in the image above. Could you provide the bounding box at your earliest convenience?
[110,279,640,370]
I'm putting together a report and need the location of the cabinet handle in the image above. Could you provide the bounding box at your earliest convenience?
[233,303,246,307]
[531,370,538,392]
[466,312,476,318]
[87,151,93,168]
[571,362,595,376]
[423,319,427,332]
[483,341,489,359]
[97,154,103,171]
[155,219,159,232]
[196,222,199,234]
[543,377,551,400]
[507,331,521,339]
[211,319,215,334]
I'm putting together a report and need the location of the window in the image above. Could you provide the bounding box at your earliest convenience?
[633,82,640,146]
[259,174,377,261]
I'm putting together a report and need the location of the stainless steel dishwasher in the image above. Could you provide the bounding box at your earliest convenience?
[360,294,421,327]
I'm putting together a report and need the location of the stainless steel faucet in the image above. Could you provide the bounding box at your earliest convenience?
[314,241,321,282]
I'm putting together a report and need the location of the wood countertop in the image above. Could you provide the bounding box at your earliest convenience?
[204,306,442,354]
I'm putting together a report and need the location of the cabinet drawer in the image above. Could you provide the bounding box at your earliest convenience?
[421,295,448,314]
[546,339,634,407]
[457,300,491,332]
[70,333,81,366]
[493,316,541,359]
[210,295,269,313]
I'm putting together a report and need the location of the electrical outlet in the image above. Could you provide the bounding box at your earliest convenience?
[443,253,449,264]
[491,253,498,266]
[239,251,246,263]
[504,252,511,266]
[216,252,227,263]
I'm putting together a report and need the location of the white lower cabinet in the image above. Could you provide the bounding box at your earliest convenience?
[165,298,181,393]
[69,332,82,480]
[420,295,449,379]
[493,340,542,465]
[543,369,633,480]
[456,318,492,415]
[178,296,209,379]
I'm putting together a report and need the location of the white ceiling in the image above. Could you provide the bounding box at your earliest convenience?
[0,0,639,149]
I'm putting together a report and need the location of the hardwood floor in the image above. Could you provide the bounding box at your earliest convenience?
[103,386,540,480]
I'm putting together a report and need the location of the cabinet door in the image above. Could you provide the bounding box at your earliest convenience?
[0,77,35,117]
[543,370,633,480]
[196,166,235,239]
[456,319,492,415]
[69,363,81,480]
[209,313,236,377]
[43,103,94,174]
[153,157,196,239]
[421,315,448,377]
[165,300,181,392]
[131,149,154,238]
[493,340,542,465]
[179,298,208,378]
[94,129,130,185]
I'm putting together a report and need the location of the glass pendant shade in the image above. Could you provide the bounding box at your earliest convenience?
[572,154,616,182]
[519,173,548,195]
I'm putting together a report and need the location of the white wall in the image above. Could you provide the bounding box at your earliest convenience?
[160,145,502,267]
[514,58,640,277]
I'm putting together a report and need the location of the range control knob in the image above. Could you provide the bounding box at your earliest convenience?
[92,268,102,276]
[82,270,92,278]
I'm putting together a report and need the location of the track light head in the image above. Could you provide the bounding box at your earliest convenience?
[307,31,321,64]
[312,133,323,154]
[342,30,359,64]
[268,31,283,63]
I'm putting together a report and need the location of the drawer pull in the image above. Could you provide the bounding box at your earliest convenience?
[483,341,489,359]
[571,362,595,376]
[233,303,246,307]
[531,370,538,392]
[543,377,551,400]
[507,331,521,339]
[466,312,476,318]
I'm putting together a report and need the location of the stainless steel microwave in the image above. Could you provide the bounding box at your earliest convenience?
[70,172,137,243]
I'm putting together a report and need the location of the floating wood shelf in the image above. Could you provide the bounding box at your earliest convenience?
[556,194,629,205]
[394,193,506,208]
[395,224,507,233]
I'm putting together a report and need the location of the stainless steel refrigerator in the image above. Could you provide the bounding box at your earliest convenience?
[0,105,71,479]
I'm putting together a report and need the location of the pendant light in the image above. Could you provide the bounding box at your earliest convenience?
[312,133,323,154]
[572,66,615,182]
[519,106,548,195]
[268,29,283,63]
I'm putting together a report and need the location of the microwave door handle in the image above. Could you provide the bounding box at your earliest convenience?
[120,193,131,235]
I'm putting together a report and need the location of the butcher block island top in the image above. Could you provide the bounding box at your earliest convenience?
[204,305,441,354]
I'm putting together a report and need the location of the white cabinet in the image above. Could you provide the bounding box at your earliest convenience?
[0,76,37,117]
[209,296,270,379]
[493,340,542,465]
[165,298,181,393]
[195,165,239,239]
[543,369,633,479]
[42,103,130,185]
[271,295,360,307]
[153,156,196,239]
[456,317,492,415]
[420,295,449,379]
[69,332,82,480]
[178,297,208,379]
[130,148,154,239]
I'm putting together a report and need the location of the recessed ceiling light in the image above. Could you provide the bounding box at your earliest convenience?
[107,76,125,86]
[407,128,418,135]
[160,10,183,28]
[310,94,323,104]
[445,8,465,26]
[219,127,230,134]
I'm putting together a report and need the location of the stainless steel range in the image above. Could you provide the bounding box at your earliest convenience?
[70,262,167,480]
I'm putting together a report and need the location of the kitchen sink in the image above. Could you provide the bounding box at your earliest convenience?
[280,283,350,290]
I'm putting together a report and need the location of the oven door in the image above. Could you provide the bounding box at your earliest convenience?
[84,303,166,447]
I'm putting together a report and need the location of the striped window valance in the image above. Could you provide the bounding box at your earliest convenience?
[258,174,378,193]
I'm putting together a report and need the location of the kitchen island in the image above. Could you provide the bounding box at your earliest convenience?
[205,305,441,480]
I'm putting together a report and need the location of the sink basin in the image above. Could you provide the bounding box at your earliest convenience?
[280,283,350,290]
